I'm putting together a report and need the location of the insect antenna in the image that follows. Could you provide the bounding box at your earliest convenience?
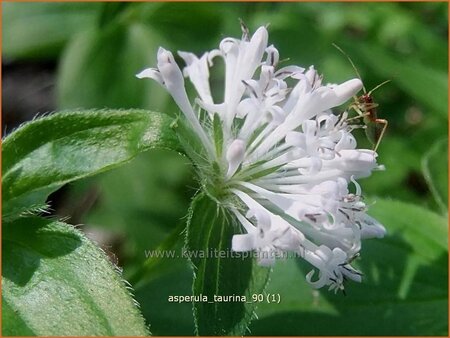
[332,43,367,94]
[367,79,391,96]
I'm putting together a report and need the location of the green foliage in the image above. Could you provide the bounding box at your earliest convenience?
[56,2,225,112]
[57,23,167,110]
[136,2,225,51]
[186,193,271,335]
[2,109,177,220]
[2,2,102,60]
[134,260,196,335]
[3,2,448,336]
[2,109,178,336]
[357,45,447,118]
[2,216,149,336]
[422,138,449,214]
[83,149,193,271]
[75,149,197,335]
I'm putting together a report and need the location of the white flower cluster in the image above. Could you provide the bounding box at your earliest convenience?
[137,26,386,292]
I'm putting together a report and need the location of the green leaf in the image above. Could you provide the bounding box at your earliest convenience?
[2,216,149,336]
[57,22,168,110]
[360,136,423,204]
[134,261,196,336]
[186,193,271,336]
[76,149,194,276]
[2,298,35,336]
[3,2,101,60]
[250,198,448,336]
[2,109,178,218]
[138,2,224,51]
[128,220,187,287]
[98,2,131,28]
[422,138,448,214]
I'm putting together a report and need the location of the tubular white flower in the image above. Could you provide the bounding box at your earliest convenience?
[137,48,214,156]
[178,51,214,105]
[137,25,386,292]
[304,245,362,292]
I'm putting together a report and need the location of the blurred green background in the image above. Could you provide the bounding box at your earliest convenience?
[3,2,448,336]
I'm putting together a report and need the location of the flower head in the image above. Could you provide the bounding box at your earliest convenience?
[137,25,386,292]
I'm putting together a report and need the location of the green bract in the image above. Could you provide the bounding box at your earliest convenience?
[186,193,270,335]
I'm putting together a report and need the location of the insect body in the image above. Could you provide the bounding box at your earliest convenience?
[349,89,388,152]
[333,43,389,152]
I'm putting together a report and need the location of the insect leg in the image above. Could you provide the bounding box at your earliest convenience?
[345,104,370,123]
[373,118,388,152]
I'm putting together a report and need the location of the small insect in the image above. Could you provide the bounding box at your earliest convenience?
[333,43,389,152]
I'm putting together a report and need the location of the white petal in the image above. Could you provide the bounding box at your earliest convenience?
[249,208,271,232]
[156,47,214,155]
[223,26,268,127]
[275,66,305,79]
[257,252,276,266]
[248,26,269,63]
[332,78,363,105]
[323,149,378,178]
[178,51,214,104]
[156,48,193,116]
[238,181,292,210]
[305,66,319,87]
[232,234,255,252]
[265,45,279,66]
[313,79,362,112]
[157,47,185,90]
[231,208,257,234]
[306,269,328,289]
[195,99,226,117]
[335,131,357,151]
[343,268,362,283]
[136,68,163,85]
[236,98,257,118]
[276,227,305,250]
[360,214,386,239]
